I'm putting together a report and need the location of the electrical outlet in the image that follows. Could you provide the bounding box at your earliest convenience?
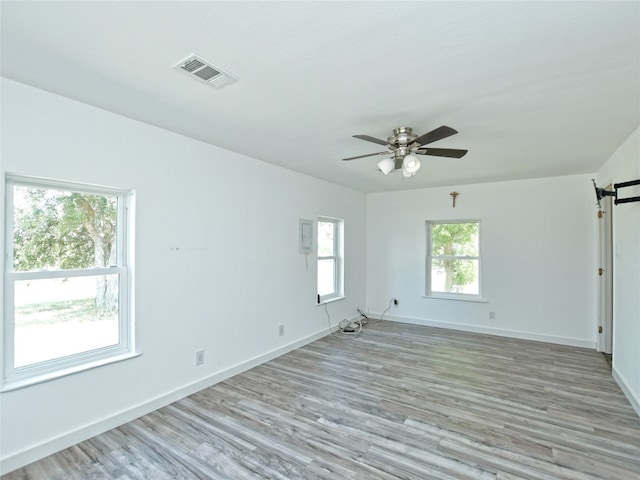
[278,324,284,336]
[489,311,496,320]
[196,350,205,366]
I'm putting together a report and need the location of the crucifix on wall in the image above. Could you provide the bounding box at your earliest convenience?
[450,191,459,208]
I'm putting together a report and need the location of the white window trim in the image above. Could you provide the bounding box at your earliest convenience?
[425,219,482,300]
[422,294,488,303]
[316,295,345,306]
[2,174,137,390]
[317,217,344,304]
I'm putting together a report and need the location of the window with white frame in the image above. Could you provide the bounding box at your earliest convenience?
[426,220,481,297]
[317,217,343,303]
[3,175,135,388]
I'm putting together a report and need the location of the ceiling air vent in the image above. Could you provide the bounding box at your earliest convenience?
[174,54,238,89]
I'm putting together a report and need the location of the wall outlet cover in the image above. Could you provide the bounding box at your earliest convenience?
[196,350,205,365]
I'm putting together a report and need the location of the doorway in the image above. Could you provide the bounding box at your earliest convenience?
[596,189,613,355]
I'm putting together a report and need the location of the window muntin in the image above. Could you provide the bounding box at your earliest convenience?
[3,176,133,387]
[426,221,481,297]
[317,217,343,302]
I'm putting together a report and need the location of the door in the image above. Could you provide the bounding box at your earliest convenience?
[596,191,613,354]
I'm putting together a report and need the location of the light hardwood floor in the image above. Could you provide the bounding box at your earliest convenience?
[4,321,640,479]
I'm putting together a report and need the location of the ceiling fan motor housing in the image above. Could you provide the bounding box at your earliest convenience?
[388,127,418,147]
[388,128,418,168]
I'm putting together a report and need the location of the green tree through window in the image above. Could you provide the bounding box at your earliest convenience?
[13,187,118,312]
[428,221,480,296]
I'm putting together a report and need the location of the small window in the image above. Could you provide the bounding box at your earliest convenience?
[317,217,343,303]
[426,221,481,297]
[3,175,135,388]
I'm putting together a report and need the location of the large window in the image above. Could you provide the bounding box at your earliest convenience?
[3,175,135,388]
[426,220,481,298]
[317,217,343,303]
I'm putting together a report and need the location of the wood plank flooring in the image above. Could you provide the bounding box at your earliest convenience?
[4,321,640,479]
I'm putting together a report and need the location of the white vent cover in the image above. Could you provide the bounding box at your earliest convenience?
[174,54,238,89]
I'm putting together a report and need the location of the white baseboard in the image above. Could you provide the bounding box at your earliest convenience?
[612,366,640,418]
[375,313,595,349]
[0,326,331,475]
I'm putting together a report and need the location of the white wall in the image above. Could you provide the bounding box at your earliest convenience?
[2,75,634,473]
[0,78,367,472]
[596,126,640,415]
[366,175,597,347]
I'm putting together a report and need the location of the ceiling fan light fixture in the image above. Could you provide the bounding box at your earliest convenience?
[344,125,466,180]
[377,158,395,175]
[402,154,421,176]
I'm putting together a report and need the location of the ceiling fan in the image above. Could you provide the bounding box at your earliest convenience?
[342,125,468,177]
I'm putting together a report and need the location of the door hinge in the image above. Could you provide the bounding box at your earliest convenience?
[598,267,604,276]
[598,326,603,334]
[597,210,603,218]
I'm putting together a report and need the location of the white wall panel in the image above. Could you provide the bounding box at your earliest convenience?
[366,175,597,346]
[0,78,366,471]
[596,127,640,415]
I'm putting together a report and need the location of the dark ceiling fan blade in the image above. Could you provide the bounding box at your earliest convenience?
[353,134,389,146]
[342,151,388,161]
[412,125,458,146]
[416,148,468,158]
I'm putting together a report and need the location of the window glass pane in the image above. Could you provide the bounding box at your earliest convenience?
[430,259,479,295]
[317,259,336,296]
[14,275,119,367]
[431,223,479,257]
[317,221,335,257]
[13,186,118,272]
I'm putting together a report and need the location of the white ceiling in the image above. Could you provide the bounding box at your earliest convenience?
[2,1,639,193]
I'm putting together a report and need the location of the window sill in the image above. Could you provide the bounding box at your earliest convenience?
[1,351,142,393]
[316,296,345,306]
[423,295,488,303]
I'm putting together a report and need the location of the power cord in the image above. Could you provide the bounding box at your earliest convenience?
[338,318,362,335]
[323,302,335,334]
[356,308,370,325]
[323,299,395,337]
[323,302,363,337]
[345,298,370,326]
[378,298,394,323]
